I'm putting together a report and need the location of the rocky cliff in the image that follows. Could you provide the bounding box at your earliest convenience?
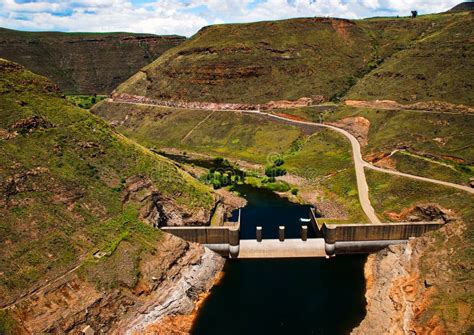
[0,28,185,94]
[6,234,224,334]
[353,217,473,334]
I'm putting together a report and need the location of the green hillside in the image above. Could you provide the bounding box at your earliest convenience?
[347,12,474,105]
[115,12,473,105]
[93,102,367,223]
[115,17,377,103]
[0,28,185,94]
[0,59,213,306]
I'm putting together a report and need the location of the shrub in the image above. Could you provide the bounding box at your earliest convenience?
[265,166,287,177]
[274,158,285,166]
[265,181,291,192]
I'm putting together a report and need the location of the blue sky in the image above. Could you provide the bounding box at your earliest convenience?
[0,0,464,36]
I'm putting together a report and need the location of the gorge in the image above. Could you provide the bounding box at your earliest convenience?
[1,3,473,334]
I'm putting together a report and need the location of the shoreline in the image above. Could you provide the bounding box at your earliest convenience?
[140,257,227,334]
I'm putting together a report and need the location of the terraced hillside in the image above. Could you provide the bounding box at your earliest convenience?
[0,59,219,333]
[115,11,473,105]
[347,12,474,105]
[0,28,185,94]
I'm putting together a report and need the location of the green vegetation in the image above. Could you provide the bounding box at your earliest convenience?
[0,27,185,94]
[275,105,474,185]
[0,59,213,305]
[348,12,474,105]
[0,310,17,335]
[79,206,162,290]
[366,170,474,332]
[231,176,291,193]
[116,17,376,102]
[390,151,473,185]
[203,168,242,189]
[66,95,107,109]
[265,166,287,178]
[93,102,367,222]
[93,103,302,164]
[116,12,472,106]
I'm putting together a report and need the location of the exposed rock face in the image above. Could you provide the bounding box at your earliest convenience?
[0,28,185,94]
[7,234,224,334]
[384,204,455,223]
[329,116,370,147]
[110,92,322,111]
[122,175,212,226]
[353,217,472,334]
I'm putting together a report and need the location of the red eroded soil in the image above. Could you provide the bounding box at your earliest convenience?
[275,113,308,122]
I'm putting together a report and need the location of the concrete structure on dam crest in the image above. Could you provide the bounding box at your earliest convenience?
[161,208,444,258]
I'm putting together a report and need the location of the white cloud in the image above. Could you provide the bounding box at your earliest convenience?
[0,0,462,36]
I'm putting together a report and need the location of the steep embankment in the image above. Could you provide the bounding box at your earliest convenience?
[0,28,185,94]
[353,171,474,334]
[114,12,472,105]
[0,59,222,334]
[347,12,474,105]
[114,17,377,103]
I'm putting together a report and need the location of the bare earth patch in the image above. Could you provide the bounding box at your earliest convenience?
[328,116,370,147]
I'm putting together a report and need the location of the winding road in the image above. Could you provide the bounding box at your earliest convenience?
[243,110,474,223]
[109,100,474,224]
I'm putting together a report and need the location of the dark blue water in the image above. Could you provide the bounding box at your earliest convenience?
[192,185,367,335]
[232,183,315,239]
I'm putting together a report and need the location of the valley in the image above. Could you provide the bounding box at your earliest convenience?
[0,3,473,334]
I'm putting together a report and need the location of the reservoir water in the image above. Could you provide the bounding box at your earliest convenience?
[192,184,367,335]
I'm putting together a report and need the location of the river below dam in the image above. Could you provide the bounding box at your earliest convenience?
[191,184,367,335]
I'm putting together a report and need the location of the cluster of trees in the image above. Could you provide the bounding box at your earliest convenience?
[203,157,245,189]
[204,170,242,189]
[265,158,287,179]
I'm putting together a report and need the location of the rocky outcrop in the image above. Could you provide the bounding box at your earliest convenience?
[328,116,370,147]
[122,175,212,226]
[353,216,472,334]
[110,92,323,111]
[6,234,224,334]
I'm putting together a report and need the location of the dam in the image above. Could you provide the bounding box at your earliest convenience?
[162,211,443,258]
[167,184,444,335]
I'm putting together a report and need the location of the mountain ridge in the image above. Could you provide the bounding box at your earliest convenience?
[0,28,186,94]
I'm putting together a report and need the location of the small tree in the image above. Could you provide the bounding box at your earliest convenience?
[274,158,285,167]
[411,10,418,18]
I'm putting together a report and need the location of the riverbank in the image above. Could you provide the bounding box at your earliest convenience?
[352,218,472,334]
[158,148,352,222]
[3,235,224,334]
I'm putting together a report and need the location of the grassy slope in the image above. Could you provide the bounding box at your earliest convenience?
[366,170,473,331]
[272,105,474,185]
[0,59,213,306]
[116,17,376,103]
[0,27,185,94]
[348,12,474,105]
[93,102,367,222]
[115,12,471,105]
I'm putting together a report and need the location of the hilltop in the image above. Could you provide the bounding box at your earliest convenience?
[0,59,221,333]
[0,28,185,94]
[114,12,473,106]
[449,2,474,12]
[347,12,473,105]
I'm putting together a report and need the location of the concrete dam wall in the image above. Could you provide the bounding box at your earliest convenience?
[309,209,444,256]
[161,209,444,258]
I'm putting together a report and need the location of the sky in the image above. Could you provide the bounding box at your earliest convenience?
[0,0,466,37]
